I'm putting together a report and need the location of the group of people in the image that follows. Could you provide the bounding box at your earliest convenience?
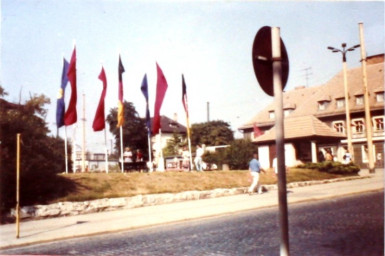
[318,149,352,164]
[123,147,143,163]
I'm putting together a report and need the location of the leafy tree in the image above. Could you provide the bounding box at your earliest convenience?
[163,132,186,157]
[0,90,75,218]
[106,101,148,160]
[191,120,234,146]
[224,139,258,170]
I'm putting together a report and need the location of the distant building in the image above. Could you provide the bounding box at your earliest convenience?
[239,54,384,169]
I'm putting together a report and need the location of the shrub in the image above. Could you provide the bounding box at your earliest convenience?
[297,161,360,175]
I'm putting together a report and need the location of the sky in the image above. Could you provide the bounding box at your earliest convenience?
[2,0,384,153]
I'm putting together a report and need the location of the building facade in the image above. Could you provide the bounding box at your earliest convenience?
[239,54,384,169]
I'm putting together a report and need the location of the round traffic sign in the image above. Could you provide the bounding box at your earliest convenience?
[252,26,289,96]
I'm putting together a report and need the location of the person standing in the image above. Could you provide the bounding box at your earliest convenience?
[248,153,265,194]
[194,144,204,171]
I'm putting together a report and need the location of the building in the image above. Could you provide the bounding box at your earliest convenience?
[239,54,384,169]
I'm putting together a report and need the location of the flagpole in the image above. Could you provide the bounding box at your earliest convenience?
[104,127,109,174]
[64,126,69,174]
[120,126,124,173]
[185,117,193,171]
[157,129,165,172]
[147,131,153,172]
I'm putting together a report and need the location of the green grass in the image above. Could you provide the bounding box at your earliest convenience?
[51,168,353,204]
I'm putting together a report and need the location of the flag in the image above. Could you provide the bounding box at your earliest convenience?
[117,55,125,127]
[56,58,69,128]
[93,67,107,131]
[64,47,77,125]
[141,74,151,135]
[153,63,168,134]
[182,74,189,117]
[253,123,264,138]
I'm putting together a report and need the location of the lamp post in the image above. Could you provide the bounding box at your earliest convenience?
[327,43,360,161]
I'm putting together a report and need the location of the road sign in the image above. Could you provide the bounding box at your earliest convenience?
[252,26,289,96]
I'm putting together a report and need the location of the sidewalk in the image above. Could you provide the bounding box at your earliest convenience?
[0,169,383,249]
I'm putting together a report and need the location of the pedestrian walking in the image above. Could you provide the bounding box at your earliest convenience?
[194,144,204,171]
[248,153,266,194]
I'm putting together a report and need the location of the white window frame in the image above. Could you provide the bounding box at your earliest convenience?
[352,118,365,134]
[376,92,384,102]
[269,111,275,119]
[336,98,345,109]
[355,95,364,105]
[332,121,345,134]
[373,116,384,131]
[318,101,329,110]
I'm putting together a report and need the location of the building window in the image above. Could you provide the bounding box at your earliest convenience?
[336,98,345,108]
[352,119,365,134]
[376,92,384,102]
[355,95,364,105]
[284,109,293,117]
[318,101,330,110]
[269,111,275,119]
[332,121,345,133]
[373,116,384,131]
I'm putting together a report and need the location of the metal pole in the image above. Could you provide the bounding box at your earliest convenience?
[64,126,69,174]
[342,56,354,160]
[147,132,153,172]
[82,93,86,173]
[120,126,124,173]
[207,101,210,122]
[104,128,109,174]
[272,27,290,256]
[16,133,21,239]
[358,22,375,173]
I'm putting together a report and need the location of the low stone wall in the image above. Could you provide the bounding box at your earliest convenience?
[10,175,367,221]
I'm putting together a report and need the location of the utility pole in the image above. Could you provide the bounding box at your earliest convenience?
[302,67,312,87]
[358,22,375,173]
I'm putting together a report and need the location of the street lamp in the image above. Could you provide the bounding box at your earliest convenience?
[327,43,360,162]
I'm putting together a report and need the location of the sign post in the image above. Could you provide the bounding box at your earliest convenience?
[252,26,290,256]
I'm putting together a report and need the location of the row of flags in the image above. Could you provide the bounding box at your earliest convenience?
[56,46,190,137]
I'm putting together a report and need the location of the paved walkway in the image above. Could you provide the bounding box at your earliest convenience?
[0,169,383,249]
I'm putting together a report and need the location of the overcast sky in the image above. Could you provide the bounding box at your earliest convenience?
[2,0,384,152]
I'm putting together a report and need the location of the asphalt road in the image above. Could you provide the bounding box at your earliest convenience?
[1,191,383,256]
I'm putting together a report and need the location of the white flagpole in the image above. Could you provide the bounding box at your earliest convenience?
[64,126,69,174]
[120,126,124,173]
[104,127,109,174]
[147,131,153,172]
[157,129,165,172]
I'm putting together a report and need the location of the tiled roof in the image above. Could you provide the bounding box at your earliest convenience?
[253,115,346,143]
[240,60,384,130]
[151,115,187,134]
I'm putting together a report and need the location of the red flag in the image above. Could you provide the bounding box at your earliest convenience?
[92,67,107,131]
[253,123,264,138]
[64,47,77,125]
[153,63,168,134]
[117,55,125,127]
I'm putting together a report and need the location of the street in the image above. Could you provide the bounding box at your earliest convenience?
[1,191,383,256]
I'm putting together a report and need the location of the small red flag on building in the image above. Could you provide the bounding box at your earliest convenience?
[253,123,264,138]
[92,67,107,131]
[153,63,168,134]
[64,47,77,125]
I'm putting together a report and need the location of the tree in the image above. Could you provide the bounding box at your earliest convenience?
[106,101,148,160]
[224,139,258,170]
[191,120,234,146]
[0,89,75,217]
[163,132,185,157]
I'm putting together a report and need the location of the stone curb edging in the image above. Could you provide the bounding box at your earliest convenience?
[10,175,369,221]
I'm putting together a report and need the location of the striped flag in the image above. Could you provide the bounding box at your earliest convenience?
[56,58,69,128]
[117,55,125,127]
[64,47,77,125]
[141,74,151,135]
